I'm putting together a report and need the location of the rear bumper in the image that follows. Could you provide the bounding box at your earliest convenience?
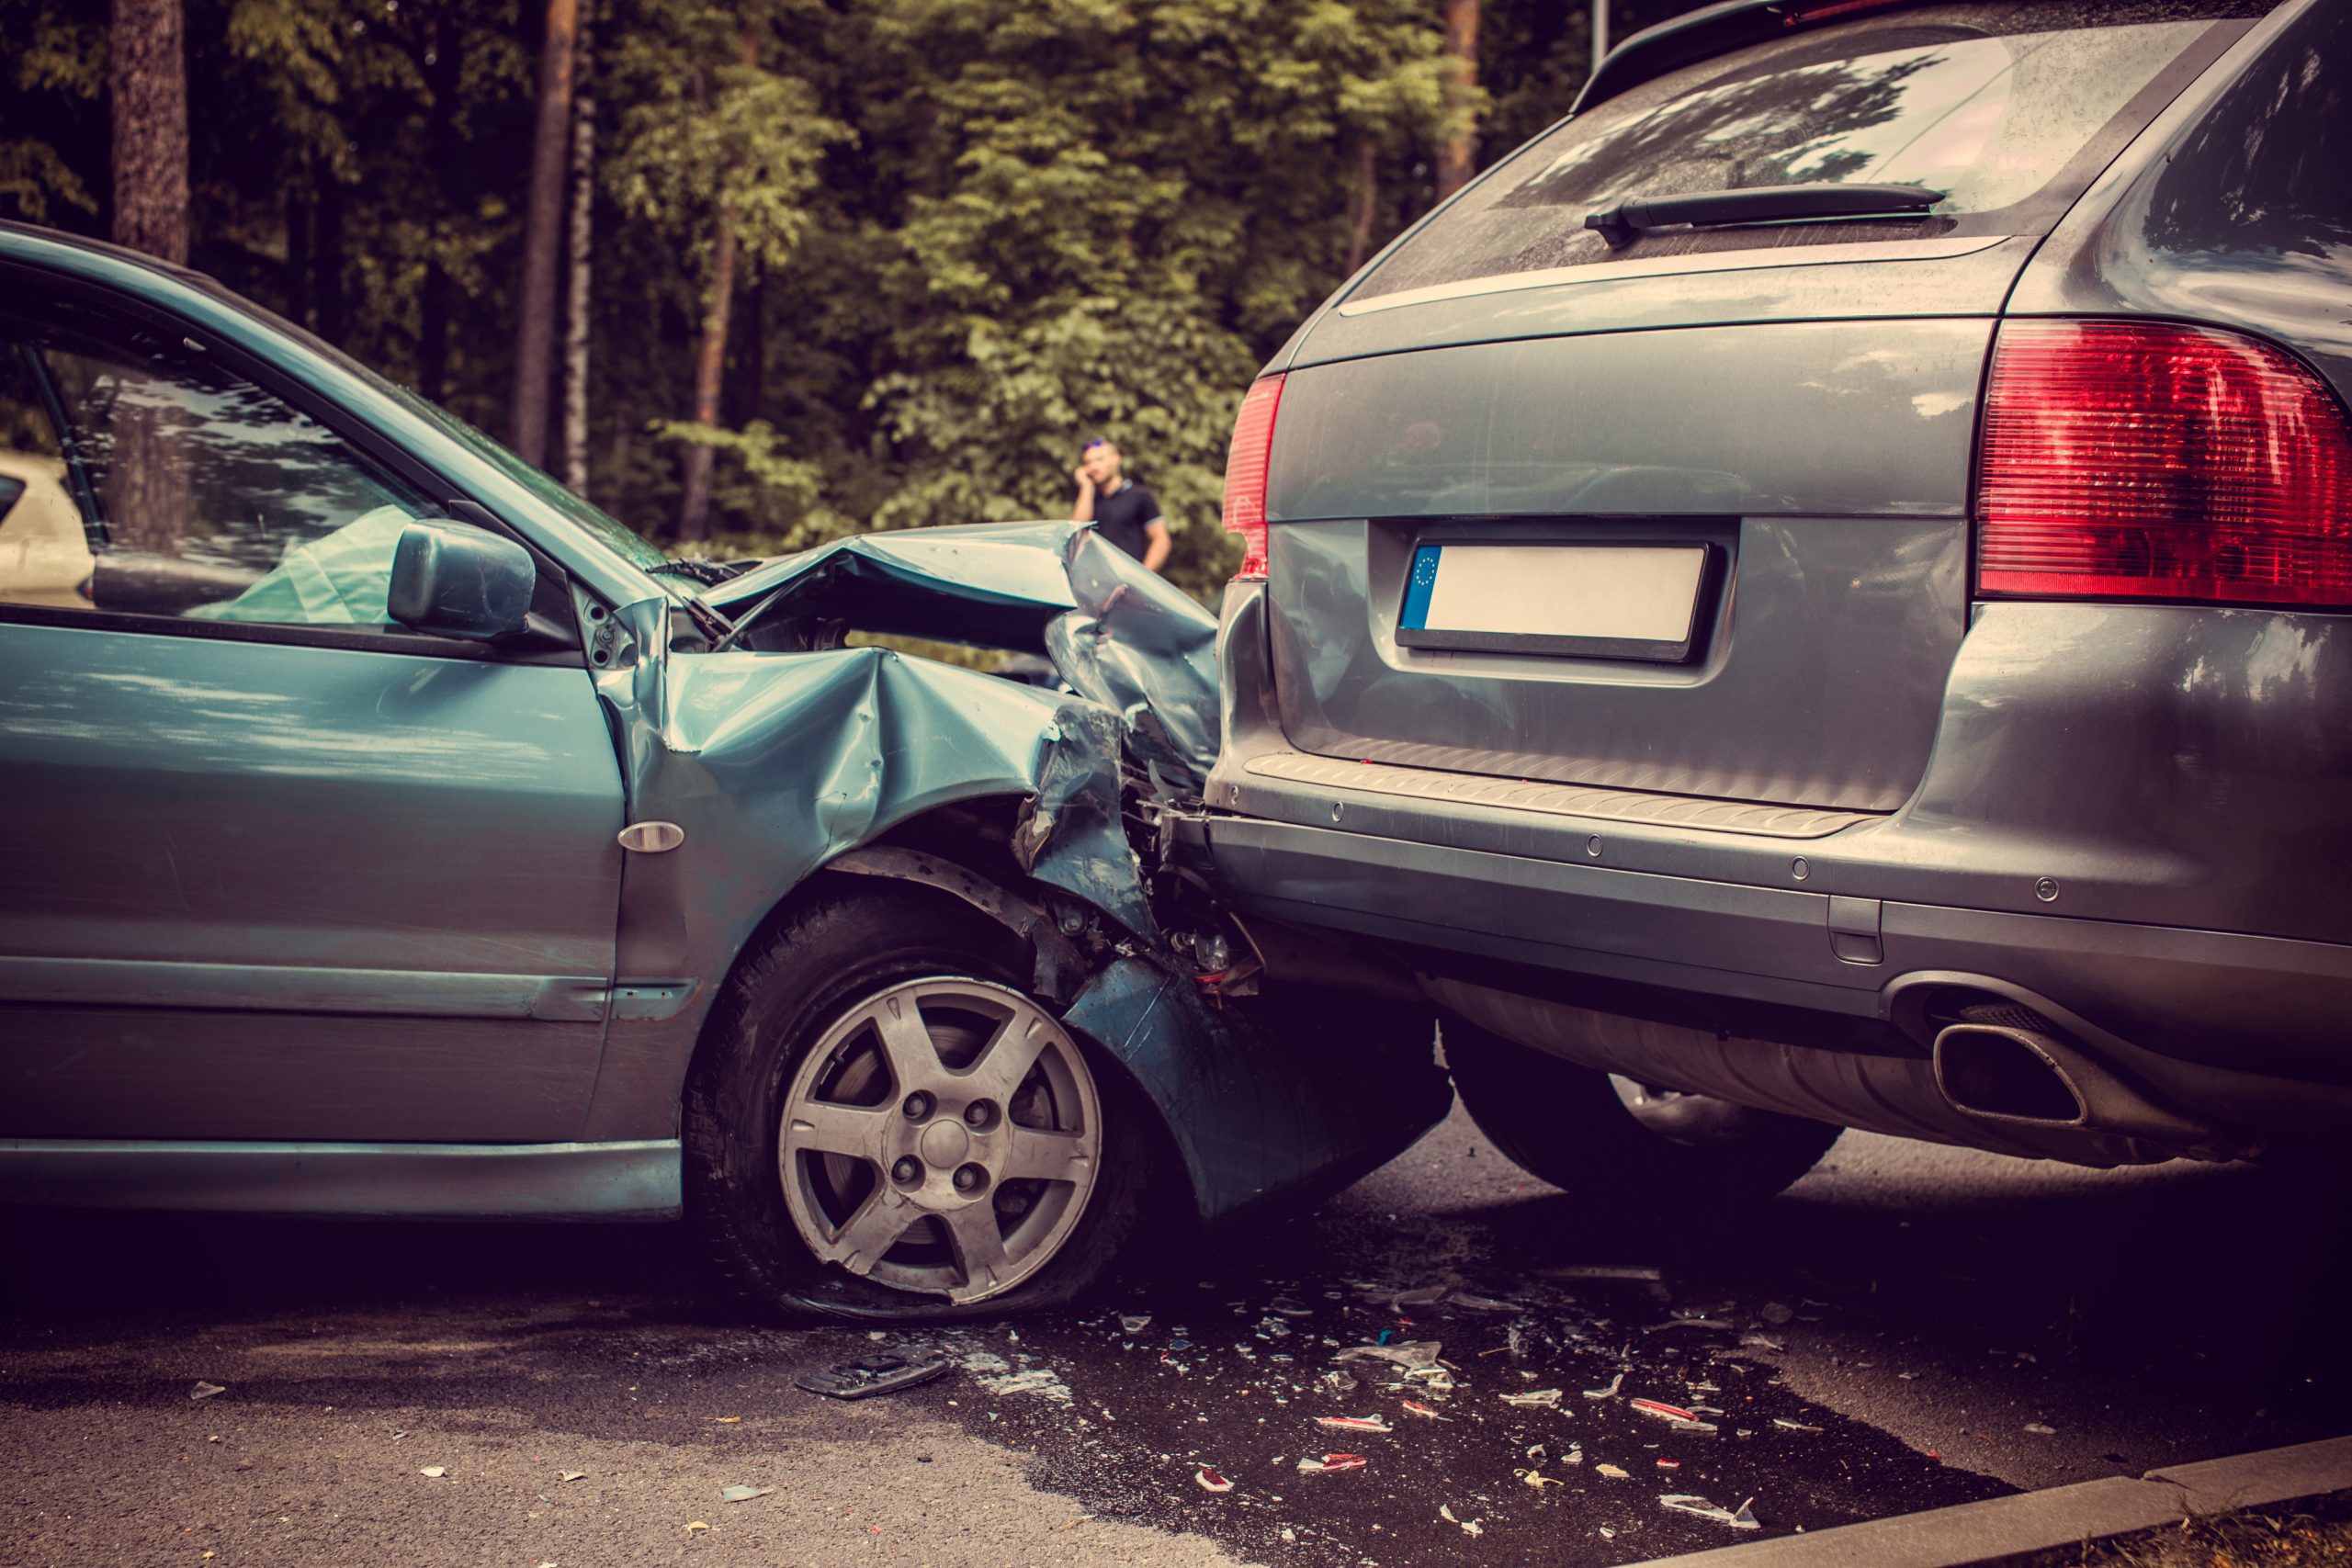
[1188,583,2352,1134]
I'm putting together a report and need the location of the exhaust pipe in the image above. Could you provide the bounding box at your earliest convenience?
[1932,1021,2212,1149]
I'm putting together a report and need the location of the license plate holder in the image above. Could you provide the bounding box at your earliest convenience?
[1396,541,1713,662]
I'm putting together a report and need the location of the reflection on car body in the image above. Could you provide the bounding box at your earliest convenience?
[0,222,1449,1321]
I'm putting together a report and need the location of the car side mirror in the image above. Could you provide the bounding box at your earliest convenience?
[387,520,536,641]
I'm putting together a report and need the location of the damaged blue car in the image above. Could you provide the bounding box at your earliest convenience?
[0,223,1449,1320]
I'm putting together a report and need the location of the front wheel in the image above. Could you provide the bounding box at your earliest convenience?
[1446,1017,1840,1206]
[685,885,1148,1321]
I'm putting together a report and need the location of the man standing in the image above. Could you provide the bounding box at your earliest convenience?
[1070,438,1170,572]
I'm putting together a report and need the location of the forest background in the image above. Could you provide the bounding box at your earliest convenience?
[6,0,1707,600]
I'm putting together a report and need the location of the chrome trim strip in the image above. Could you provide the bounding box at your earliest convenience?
[0,956,611,1020]
[0,1138,682,1218]
[1338,234,2010,316]
[1244,750,1876,840]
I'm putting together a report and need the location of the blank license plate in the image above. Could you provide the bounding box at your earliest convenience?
[1397,542,1709,661]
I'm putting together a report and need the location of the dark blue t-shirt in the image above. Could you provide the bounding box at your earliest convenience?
[1091,480,1161,562]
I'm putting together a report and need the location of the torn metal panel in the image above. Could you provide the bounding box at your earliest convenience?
[1046,527,1220,792]
[1063,957,1452,1226]
[704,519,1080,651]
[592,626,1154,982]
[703,520,1220,790]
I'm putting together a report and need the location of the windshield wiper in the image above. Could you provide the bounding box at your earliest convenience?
[1584,183,1943,249]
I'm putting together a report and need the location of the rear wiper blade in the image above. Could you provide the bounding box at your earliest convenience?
[1585,183,1943,249]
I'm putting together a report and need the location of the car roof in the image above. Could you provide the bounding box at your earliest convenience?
[1575,0,2164,114]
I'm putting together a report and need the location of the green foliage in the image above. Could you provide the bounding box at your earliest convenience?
[602,0,848,278]
[3,0,1692,601]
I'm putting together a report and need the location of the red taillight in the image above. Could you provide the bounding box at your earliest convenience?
[1222,375,1284,581]
[1977,320,2352,607]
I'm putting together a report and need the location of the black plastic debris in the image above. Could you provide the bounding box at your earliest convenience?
[794,1351,951,1400]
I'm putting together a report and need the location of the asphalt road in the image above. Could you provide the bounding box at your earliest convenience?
[4,1102,2347,1568]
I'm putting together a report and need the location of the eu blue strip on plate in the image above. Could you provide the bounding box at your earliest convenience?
[1401,545,1442,631]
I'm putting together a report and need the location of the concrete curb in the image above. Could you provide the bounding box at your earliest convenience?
[1644,1435,2352,1567]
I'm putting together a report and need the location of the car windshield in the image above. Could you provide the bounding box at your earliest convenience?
[1356,0,2264,302]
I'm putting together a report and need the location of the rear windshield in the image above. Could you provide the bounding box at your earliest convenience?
[1356,0,2264,304]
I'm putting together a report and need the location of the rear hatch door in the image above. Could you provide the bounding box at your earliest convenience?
[1262,0,2261,815]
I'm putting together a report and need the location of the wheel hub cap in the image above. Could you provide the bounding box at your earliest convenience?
[776,976,1102,1305]
[919,1120,971,1169]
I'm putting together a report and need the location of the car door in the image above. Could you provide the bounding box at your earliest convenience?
[0,273,628,1143]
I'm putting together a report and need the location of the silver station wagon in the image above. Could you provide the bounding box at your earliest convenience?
[1180,0,2352,1200]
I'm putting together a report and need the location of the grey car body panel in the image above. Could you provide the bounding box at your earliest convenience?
[0,1139,681,1218]
[1189,0,2352,1153]
[1293,237,2037,367]
[1225,592,2352,947]
[0,221,1447,1227]
[2008,0,2351,406]
[1262,318,1984,812]
[1183,812,2352,1090]
[1268,319,1985,524]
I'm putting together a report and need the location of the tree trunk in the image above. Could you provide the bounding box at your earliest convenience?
[560,2,595,497]
[313,170,345,344]
[675,21,758,546]
[674,220,737,546]
[286,182,312,326]
[418,9,463,403]
[741,275,765,429]
[510,0,580,469]
[1435,0,1481,202]
[1343,136,1380,276]
[109,0,189,265]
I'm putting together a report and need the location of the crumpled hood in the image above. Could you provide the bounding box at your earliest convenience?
[701,520,1221,793]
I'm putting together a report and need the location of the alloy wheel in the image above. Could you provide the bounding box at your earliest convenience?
[776,977,1102,1304]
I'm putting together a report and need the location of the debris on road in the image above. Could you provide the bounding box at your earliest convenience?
[1772,1418,1824,1433]
[1760,1302,1795,1325]
[419,1466,447,1479]
[1596,1463,1632,1479]
[1297,1454,1367,1473]
[1660,1493,1761,1529]
[719,1484,773,1504]
[794,1352,950,1400]
[1335,1340,1442,1372]
[1195,1465,1234,1493]
[684,1521,709,1534]
[2025,1422,2057,1435]
[1584,1372,1625,1400]
[1401,1400,1449,1421]
[1632,1398,1700,1422]
[1517,1467,1564,1489]
[559,1471,586,1483]
[189,1382,226,1401]
[1500,1388,1563,1408]
[979,1368,1073,1404]
[1120,1315,1152,1336]
[1317,1415,1394,1433]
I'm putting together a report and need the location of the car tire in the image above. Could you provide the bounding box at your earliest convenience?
[1445,1017,1840,1205]
[684,882,1150,1322]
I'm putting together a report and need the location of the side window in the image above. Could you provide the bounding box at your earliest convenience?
[0,291,447,633]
